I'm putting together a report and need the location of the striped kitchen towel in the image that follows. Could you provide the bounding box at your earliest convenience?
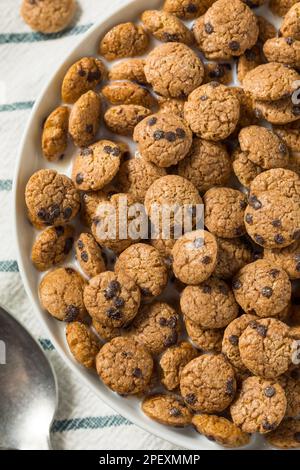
[0,0,181,451]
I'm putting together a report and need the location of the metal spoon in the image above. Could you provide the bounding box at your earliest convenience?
[0,305,57,450]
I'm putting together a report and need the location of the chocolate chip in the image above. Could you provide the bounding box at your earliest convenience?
[274,234,285,245]
[48,204,60,222]
[81,147,93,156]
[202,284,212,294]
[185,393,196,405]
[209,64,225,79]
[293,229,300,240]
[153,130,165,140]
[55,226,64,236]
[272,219,282,228]
[229,41,240,51]
[76,173,84,185]
[148,117,157,126]
[81,251,88,262]
[232,279,242,290]
[204,23,214,34]
[194,237,204,248]
[245,213,253,225]
[64,305,79,322]
[250,321,268,337]
[245,48,257,61]
[168,316,178,328]
[229,335,239,346]
[200,95,208,101]
[164,331,178,347]
[37,208,47,220]
[286,37,294,45]
[85,124,93,134]
[169,407,182,417]
[279,142,288,154]
[140,287,151,296]
[104,287,115,300]
[254,234,265,245]
[292,105,300,116]
[132,367,143,378]
[269,269,280,278]
[294,432,300,442]
[210,81,220,88]
[64,237,74,255]
[262,420,276,431]
[65,267,75,275]
[202,256,212,265]
[186,3,197,13]
[248,195,262,210]
[109,280,121,292]
[235,226,245,236]
[207,435,216,442]
[165,131,177,142]
[77,239,84,250]
[264,386,276,398]
[78,68,86,77]
[114,297,125,308]
[240,199,247,210]
[176,128,186,139]
[261,286,273,298]
[87,69,101,82]
[225,378,235,396]
[219,284,228,295]
[159,317,167,326]
[106,307,122,320]
[63,207,72,220]
[104,145,113,154]
[163,32,179,42]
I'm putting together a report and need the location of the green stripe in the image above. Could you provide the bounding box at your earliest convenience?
[39,338,55,351]
[0,260,19,272]
[51,415,132,433]
[0,101,34,112]
[0,179,12,190]
[0,23,93,44]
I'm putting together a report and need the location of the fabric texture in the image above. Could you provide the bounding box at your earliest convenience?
[0,0,181,451]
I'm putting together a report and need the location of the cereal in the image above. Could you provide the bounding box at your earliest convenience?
[99,23,149,61]
[142,394,192,427]
[66,322,100,369]
[269,0,299,17]
[159,341,198,390]
[232,147,263,187]
[280,3,300,40]
[214,237,252,280]
[42,106,69,162]
[184,317,223,352]
[109,59,147,84]
[69,91,102,148]
[102,81,156,109]
[253,96,300,125]
[192,414,251,448]
[249,168,300,202]
[237,46,263,84]
[266,418,300,448]
[264,240,300,280]
[204,62,233,85]
[141,10,194,45]
[31,225,74,271]
[257,16,277,43]
[263,37,300,69]
[20,0,76,34]
[274,120,300,153]
[104,105,151,136]
[163,0,215,19]
[75,233,106,278]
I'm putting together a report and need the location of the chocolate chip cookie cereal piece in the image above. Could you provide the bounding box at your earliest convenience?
[172,230,218,285]
[204,188,247,238]
[181,278,239,329]
[96,336,153,395]
[237,47,264,84]
[230,376,287,433]
[244,190,300,249]
[274,120,300,153]
[193,0,259,59]
[242,62,300,101]
[264,240,300,280]
[239,126,290,169]
[31,225,74,271]
[104,105,151,136]
[178,139,231,193]
[214,237,252,280]
[75,233,106,278]
[141,10,194,45]
[150,238,176,268]
[266,418,300,448]
[144,175,202,231]
[20,0,76,34]
[115,243,168,297]
[42,106,69,161]
[109,59,147,84]
[99,23,149,61]
[69,91,101,148]
[142,394,192,427]
[232,148,263,188]
[180,354,236,412]
[102,81,156,109]
[222,314,258,371]
[184,83,240,141]
[91,193,140,254]
[250,168,300,202]
[61,57,106,104]
[145,43,204,99]
[159,342,198,390]
[134,113,192,168]
[270,0,299,17]
[232,259,292,316]
[80,185,116,227]
[254,96,300,125]
[25,169,80,229]
[204,62,233,85]
[131,302,180,355]
[184,317,223,352]
[157,97,185,118]
[256,16,277,43]
[280,3,300,39]
[66,321,100,369]
[263,37,300,68]
[232,87,260,128]
[84,270,141,328]
[39,267,86,322]
[239,318,293,378]
[116,157,166,203]
[92,318,124,342]
[163,0,215,19]
[278,373,300,417]
[72,140,121,191]
[192,414,250,448]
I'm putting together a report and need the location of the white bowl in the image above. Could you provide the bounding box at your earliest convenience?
[13,0,269,450]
